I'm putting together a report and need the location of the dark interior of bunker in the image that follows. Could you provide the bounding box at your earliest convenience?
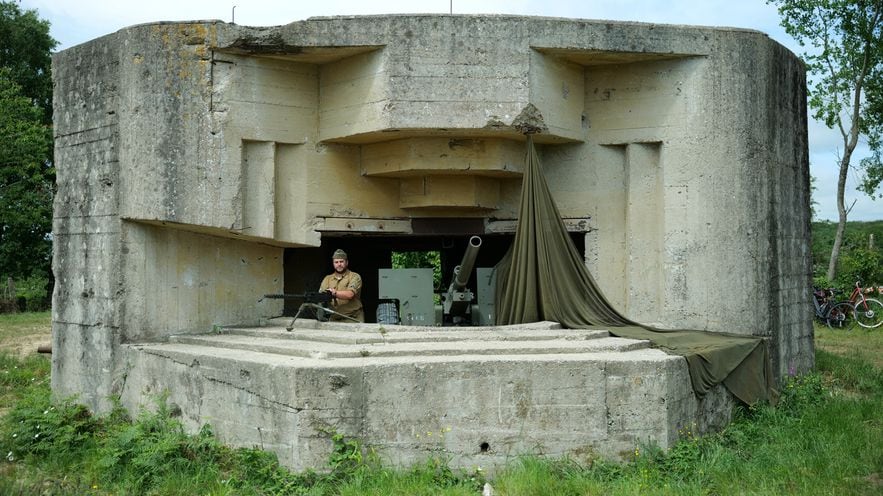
[282,219,586,325]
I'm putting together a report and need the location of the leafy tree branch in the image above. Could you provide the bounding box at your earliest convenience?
[770,0,883,280]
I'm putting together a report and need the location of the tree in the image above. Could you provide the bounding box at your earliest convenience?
[0,1,55,123]
[0,70,53,279]
[770,0,883,281]
[392,251,442,290]
[0,1,56,285]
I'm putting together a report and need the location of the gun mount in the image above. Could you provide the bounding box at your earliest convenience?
[442,236,482,324]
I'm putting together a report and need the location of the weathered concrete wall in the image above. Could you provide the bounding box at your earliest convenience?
[117,24,227,229]
[52,15,811,429]
[119,223,283,341]
[52,33,123,412]
[119,322,729,471]
[570,33,813,376]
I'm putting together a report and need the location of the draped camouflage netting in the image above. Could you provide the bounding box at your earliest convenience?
[494,136,776,405]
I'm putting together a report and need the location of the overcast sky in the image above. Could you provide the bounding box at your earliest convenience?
[20,0,881,221]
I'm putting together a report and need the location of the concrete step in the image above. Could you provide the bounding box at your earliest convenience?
[165,318,650,360]
[168,332,649,359]
[217,320,614,345]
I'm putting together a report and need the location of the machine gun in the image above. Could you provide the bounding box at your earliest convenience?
[262,291,358,330]
[442,236,482,325]
[262,292,333,304]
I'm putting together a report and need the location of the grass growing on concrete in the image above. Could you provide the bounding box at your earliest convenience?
[0,313,881,495]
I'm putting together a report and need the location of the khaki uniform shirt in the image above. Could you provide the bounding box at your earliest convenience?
[319,270,364,322]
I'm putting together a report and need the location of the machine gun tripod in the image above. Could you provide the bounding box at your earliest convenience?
[262,292,360,330]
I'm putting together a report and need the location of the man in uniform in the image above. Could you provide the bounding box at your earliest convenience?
[318,249,364,322]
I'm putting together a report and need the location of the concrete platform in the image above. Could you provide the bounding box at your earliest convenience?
[118,319,732,471]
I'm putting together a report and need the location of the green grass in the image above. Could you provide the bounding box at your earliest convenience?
[0,313,881,495]
[490,368,881,495]
[815,321,883,370]
[0,311,50,342]
[0,352,49,409]
[0,311,52,408]
[0,384,485,495]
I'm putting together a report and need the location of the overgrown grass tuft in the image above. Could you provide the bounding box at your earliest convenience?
[0,377,484,495]
[0,383,320,495]
[0,351,49,410]
[0,352,49,393]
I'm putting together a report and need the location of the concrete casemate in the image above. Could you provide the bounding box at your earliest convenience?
[51,14,812,469]
[122,319,733,471]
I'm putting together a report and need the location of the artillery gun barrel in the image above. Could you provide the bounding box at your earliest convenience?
[443,236,483,322]
[452,236,482,290]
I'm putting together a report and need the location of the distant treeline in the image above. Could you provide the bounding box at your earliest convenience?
[812,220,883,294]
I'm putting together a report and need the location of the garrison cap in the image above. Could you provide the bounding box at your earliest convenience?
[332,249,348,260]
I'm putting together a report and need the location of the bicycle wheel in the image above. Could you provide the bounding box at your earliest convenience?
[826,302,857,330]
[854,298,883,329]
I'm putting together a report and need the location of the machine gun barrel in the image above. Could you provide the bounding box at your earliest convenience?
[451,236,482,290]
[263,292,332,304]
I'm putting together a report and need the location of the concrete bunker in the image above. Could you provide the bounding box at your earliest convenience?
[51,15,812,471]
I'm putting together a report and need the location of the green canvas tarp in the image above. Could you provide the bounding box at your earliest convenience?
[494,136,775,405]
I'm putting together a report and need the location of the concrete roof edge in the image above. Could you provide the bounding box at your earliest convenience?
[298,13,769,35]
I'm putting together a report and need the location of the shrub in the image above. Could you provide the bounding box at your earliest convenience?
[0,387,98,461]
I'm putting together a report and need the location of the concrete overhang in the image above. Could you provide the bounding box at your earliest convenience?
[218,44,384,65]
[320,128,580,146]
[533,47,705,66]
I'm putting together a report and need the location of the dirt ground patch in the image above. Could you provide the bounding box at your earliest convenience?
[1,332,50,358]
[0,313,51,358]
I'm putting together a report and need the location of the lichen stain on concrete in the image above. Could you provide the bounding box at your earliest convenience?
[513,381,531,420]
[329,373,349,391]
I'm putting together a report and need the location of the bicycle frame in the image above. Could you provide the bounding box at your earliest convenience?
[811,288,832,320]
[846,281,883,329]
[848,282,872,312]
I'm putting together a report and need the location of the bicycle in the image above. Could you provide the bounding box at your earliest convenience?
[813,287,856,330]
[845,281,883,329]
